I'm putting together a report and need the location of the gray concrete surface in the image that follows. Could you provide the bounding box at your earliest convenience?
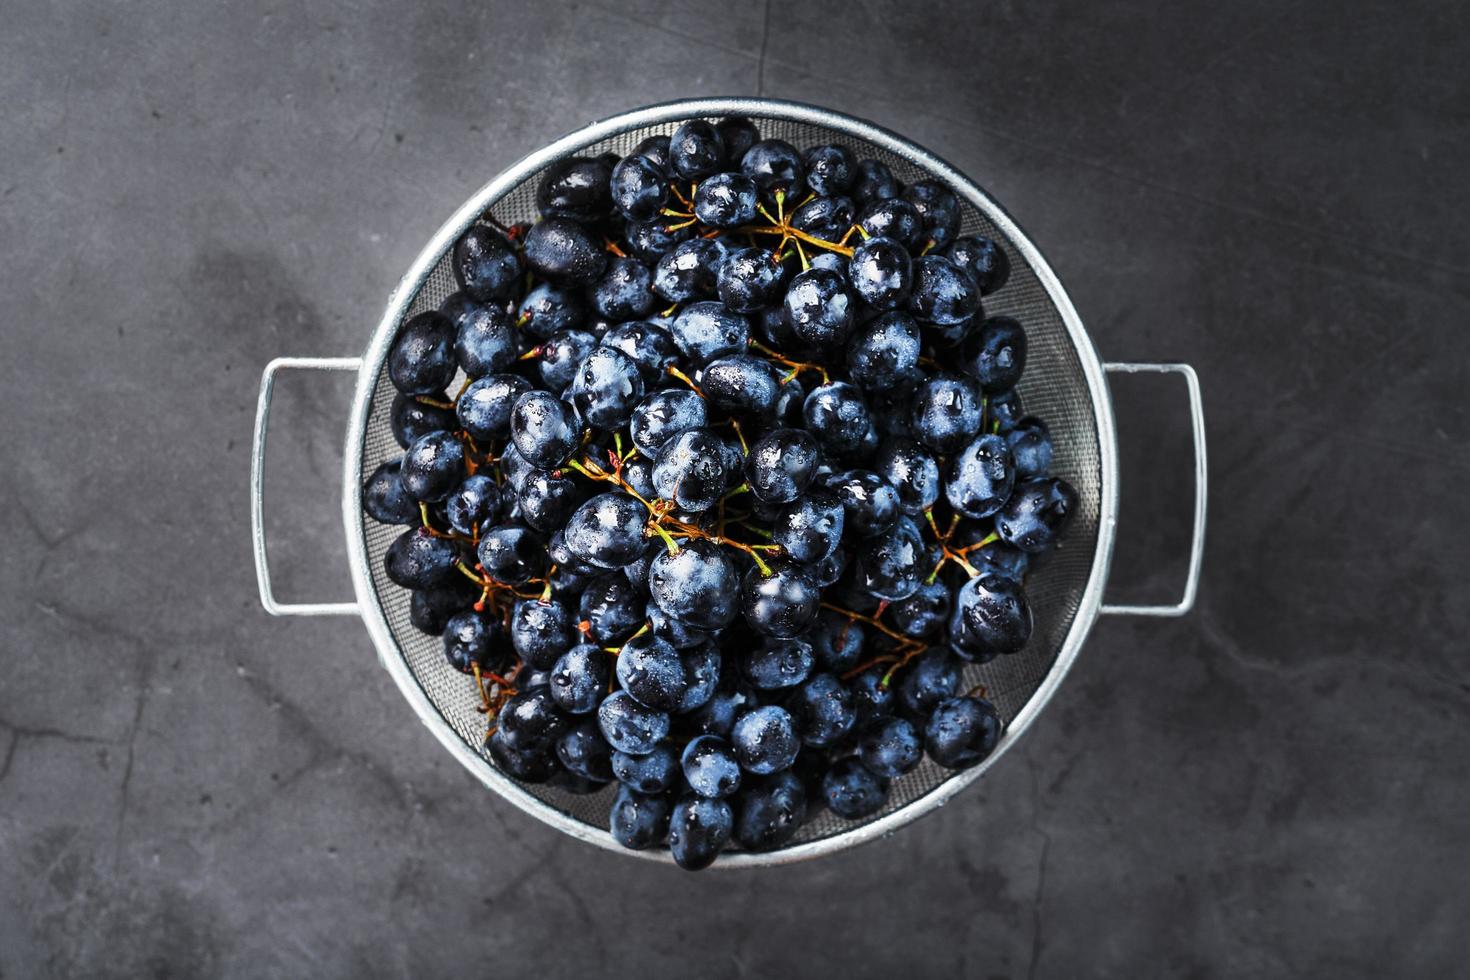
[2,1,1467,976]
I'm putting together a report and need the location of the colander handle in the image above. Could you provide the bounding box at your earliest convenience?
[251,356,363,617]
[1099,362,1207,617]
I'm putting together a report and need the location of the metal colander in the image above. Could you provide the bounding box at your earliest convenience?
[251,98,1206,867]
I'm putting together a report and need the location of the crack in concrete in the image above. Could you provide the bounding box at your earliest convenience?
[1025,746,1053,980]
[755,0,772,96]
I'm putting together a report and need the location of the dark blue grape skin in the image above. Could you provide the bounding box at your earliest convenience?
[693,172,759,228]
[410,578,479,636]
[860,716,924,778]
[452,225,522,301]
[897,647,962,719]
[549,644,611,714]
[970,540,1031,582]
[676,642,722,712]
[522,216,607,286]
[632,134,672,174]
[808,545,847,588]
[925,696,1004,769]
[563,492,648,570]
[741,139,805,200]
[792,672,857,748]
[772,490,845,564]
[578,573,646,645]
[363,458,419,525]
[803,382,870,457]
[948,235,1011,296]
[850,666,897,730]
[742,638,815,691]
[612,743,679,794]
[911,373,985,454]
[388,311,457,395]
[889,579,952,639]
[556,717,614,781]
[873,438,940,516]
[669,301,749,366]
[624,217,694,265]
[511,597,575,670]
[902,179,962,249]
[630,388,707,457]
[803,144,856,197]
[949,574,1033,661]
[611,153,670,221]
[537,329,597,394]
[849,236,913,311]
[446,474,502,535]
[652,238,722,303]
[855,197,925,252]
[715,116,760,166]
[536,156,612,222]
[962,316,1028,394]
[856,515,926,601]
[570,345,645,430]
[785,267,855,350]
[451,302,518,378]
[717,247,787,313]
[487,730,558,783]
[829,470,901,539]
[384,527,462,589]
[996,477,1078,554]
[701,355,781,417]
[851,158,900,206]
[517,468,584,534]
[946,433,1017,519]
[822,757,889,819]
[908,255,981,327]
[731,704,801,775]
[647,539,740,629]
[456,374,531,442]
[601,320,681,384]
[475,526,548,586]
[846,311,922,394]
[745,428,820,505]
[391,392,456,448]
[652,429,729,513]
[682,735,743,798]
[400,431,466,503]
[616,632,689,712]
[810,608,865,673]
[509,390,579,469]
[497,686,570,753]
[668,794,734,871]
[733,769,807,851]
[669,119,725,180]
[741,560,821,639]
[689,679,754,739]
[791,195,855,244]
[442,609,508,674]
[1006,417,1053,479]
[610,786,672,850]
[592,257,657,322]
[597,690,671,756]
[518,282,587,340]
[988,388,1024,432]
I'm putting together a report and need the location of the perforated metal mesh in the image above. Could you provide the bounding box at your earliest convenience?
[355,107,1102,860]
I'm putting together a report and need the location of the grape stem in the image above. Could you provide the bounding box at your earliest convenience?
[747,340,828,384]
[922,509,983,581]
[666,365,704,397]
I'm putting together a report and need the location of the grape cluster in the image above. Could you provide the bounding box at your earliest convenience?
[364,116,1078,870]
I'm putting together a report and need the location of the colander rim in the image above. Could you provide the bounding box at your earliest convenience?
[340,97,1120,868]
